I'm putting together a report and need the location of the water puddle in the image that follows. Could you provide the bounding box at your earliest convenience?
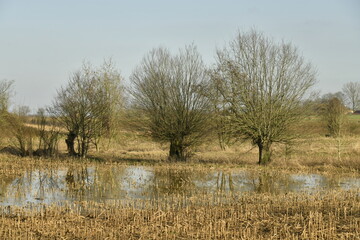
[0,166,359,206]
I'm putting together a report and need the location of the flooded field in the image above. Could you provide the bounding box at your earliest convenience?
[1,165,359,206]
[0,158,358,239]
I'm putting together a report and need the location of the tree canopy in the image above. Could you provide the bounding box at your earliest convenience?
[50,60,123,158]
[130,45,211,161]
[211,30,317,164]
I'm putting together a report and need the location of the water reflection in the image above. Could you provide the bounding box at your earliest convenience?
[151,169,191,196]
[250,171,298,194]
[0,166,358,206]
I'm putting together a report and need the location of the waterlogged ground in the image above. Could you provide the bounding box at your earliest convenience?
[0,165,359,206]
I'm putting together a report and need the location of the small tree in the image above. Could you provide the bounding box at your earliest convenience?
[0,80,14,140]
[322,97,347,160]
[321,92,346,104]
[50,60,123,158]
[130,45,211,161]
[342,82,360,112]
[0,79,14,112]
[91,60,124,150]
[323,97,347,137]
[212,30,316,165]
[5,107,35,157]
[35,108,60,157]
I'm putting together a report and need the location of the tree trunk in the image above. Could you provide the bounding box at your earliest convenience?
[258,141,272,165]
[169,141,185,161]
[80,139,88,158]
[66,131,77,156]
[27,137,33,157]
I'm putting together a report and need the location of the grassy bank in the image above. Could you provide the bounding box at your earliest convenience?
[87,132,360,173]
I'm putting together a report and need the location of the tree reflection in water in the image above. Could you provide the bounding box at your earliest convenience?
[64,166,127,201]
[216,171,234,193]
[0,166,359,206]
[150,168,195,197]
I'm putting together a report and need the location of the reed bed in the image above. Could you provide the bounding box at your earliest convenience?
[0,190,359,239]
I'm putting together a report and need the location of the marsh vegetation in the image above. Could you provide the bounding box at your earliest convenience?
[0,29,359,239]
[0,155,358,239]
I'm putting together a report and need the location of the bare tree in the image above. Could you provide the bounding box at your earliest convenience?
[35,108,60,157]
[342,82,360,112]
[322,97,347,160]
[0,79,14,112]
[130,45,211,161]
[5,106,35,157]
[89,60,124,150]
[321,92,345,104]
[50,60,123,158]
[323,97,347,137]
[14,105,31,118]
[212,30,316,165]
[208,79,238,150]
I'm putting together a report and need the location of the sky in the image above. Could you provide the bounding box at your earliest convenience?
[0,0,359,112]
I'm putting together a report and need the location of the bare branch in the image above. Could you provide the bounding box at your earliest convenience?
[212,30,317,165]
[130,45,211,161]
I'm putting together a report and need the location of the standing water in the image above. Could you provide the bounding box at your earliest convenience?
[0,166,359,206]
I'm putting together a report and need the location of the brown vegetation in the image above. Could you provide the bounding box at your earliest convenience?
[0,77,359,239]
[0,145,358,239]
[0,191,358,239]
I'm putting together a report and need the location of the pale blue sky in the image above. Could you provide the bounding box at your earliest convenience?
[0,0,359,111]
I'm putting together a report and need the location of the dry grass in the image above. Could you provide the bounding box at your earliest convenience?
[0,117,359,239]
[0,155,358,239]
[0,191,359,239]
[2,116,360,172]
[95,134,360,172]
